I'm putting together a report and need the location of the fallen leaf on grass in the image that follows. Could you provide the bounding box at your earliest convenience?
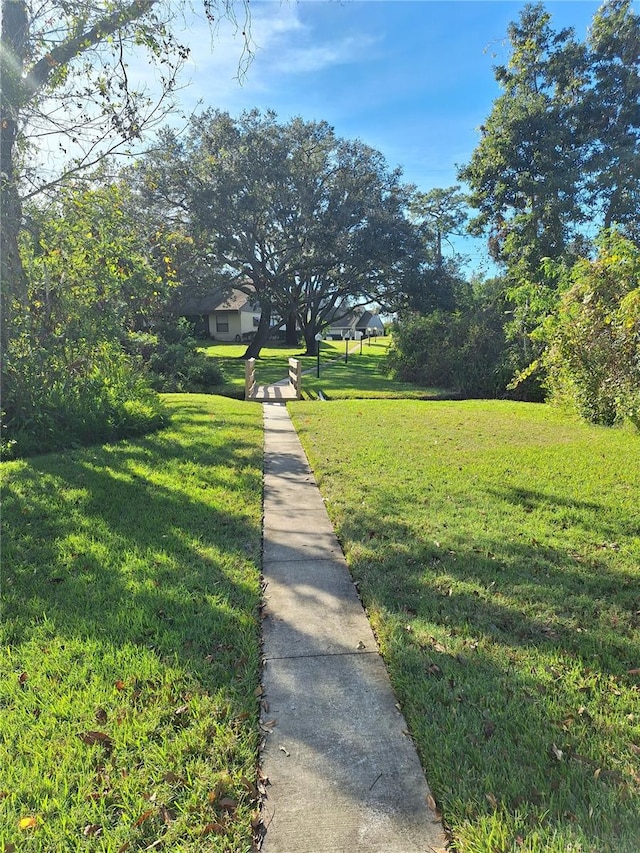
[485,792,498,810]
[627,668,640,676]
[551,743,563,761]
[83,824,102,837]
[160,806,175,825]
[202,822,225,835]
[19,816,38,829]
[162,771,181,784]
[483,720,496,741]
[133,809,154,828]
[18,672,28,685]
[78,731,114,751]
[241,776,259,800]
[85,791,106,802]
[95,707,108,724]
[219,797,237,812]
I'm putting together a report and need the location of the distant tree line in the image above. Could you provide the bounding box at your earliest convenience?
[389,0,639,428]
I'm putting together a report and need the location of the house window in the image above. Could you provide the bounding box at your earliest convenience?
[216,318,229,333]
[253,316,260,327]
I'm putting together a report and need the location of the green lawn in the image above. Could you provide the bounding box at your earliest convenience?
[289,399,640,853]
[4,389,638,852]
[301,337,448,399]
[0,395,264,852]
[197,340,330,392]
[200,337,447,400]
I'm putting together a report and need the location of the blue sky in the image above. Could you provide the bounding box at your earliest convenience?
[167,0,605,272]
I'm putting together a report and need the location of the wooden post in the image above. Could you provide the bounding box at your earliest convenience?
[245,358,256,400]
[288,358,302,400]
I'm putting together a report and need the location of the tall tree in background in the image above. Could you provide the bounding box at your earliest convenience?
[135,109,422,357]
[459,3,587,282]
[460,0,640,386]
[408,185,469,312]
[583,0,640,236]
[0,0,251,356]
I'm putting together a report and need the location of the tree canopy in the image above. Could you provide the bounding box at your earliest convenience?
[134,109,423,356]
[460,0,640,278]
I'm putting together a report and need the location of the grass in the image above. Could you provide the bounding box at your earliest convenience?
[289,399,640,853]
[196,340,331,393]
[300,337,448,399]
[199,337,447,400]
[0,395,264,852]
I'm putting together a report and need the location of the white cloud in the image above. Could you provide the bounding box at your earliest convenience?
[177,2,379,108]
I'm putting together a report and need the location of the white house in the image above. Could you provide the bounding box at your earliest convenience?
[325,309,385,340]
[180,287,261,341]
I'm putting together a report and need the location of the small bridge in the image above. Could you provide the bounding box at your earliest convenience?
[245,358,302,402]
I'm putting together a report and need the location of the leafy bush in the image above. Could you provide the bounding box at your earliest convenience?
[388,301,510,398]
[2,340,168,458]
[544,231,640,428]
[127,321,226,393]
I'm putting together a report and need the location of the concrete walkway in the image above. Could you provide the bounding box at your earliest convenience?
[260,402,447,852]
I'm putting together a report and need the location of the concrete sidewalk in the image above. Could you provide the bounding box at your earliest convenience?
[260,402,447,852]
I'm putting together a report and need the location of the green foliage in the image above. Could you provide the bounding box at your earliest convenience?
[545,231,640,427]
[2,183,172,457]
[136,110,422,357]
[2,339,167,458]
[460,3,586,277]
[460,0,640,379]
[127,321,227,394]
[388,293,510,398]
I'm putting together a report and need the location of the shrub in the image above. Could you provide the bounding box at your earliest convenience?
[544,231,640,428]
[388,303,510,398]
[127,320,226,393]
[1,340,168,458]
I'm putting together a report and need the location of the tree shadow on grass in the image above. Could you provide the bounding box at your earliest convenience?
[0,397,267,846]
[331,497,640,851]
[2,412,263,662]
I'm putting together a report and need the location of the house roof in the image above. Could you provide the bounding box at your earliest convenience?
[179,286,257,316]
[327,309,383,330]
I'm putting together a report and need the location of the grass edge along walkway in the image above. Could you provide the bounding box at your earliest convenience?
[0,394,264,852]
[289,398,640,853]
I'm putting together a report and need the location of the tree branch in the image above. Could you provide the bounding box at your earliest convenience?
[27,0,158,98]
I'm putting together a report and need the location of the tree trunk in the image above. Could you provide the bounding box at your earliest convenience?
[243,305,272,359]
[303,325,321,356]
[284,311,298,346]
[0,0,29,357]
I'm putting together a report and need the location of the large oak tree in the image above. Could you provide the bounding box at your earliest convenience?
[135,109,423,357]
